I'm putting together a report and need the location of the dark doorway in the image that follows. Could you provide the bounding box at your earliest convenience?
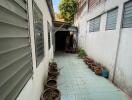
[55,31,69,51]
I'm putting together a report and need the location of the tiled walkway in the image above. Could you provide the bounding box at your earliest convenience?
[55,52,131,100]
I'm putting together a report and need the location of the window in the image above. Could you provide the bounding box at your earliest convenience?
[47,21,51,49]
[0,0,32,99]
[89,16,101,32]
[122,0,132,28]
[106,8,118,30]
[33,2,44,66]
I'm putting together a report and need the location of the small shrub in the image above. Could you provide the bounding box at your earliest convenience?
[77,48,87,58]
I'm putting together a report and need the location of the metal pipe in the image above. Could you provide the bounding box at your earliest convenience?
[112,4,124,83]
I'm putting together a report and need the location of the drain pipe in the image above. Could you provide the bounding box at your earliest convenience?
[112,6,124,83]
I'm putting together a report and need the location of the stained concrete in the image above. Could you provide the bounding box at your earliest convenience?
[55,52,131,100]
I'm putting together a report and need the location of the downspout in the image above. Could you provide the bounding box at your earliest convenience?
[112,5,124,83]
[85,0,88,49]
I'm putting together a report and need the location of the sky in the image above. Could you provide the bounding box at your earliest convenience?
[52,0,60,13]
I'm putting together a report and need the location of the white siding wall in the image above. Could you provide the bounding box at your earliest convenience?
[75,0,132,97]
[17,0,54,100]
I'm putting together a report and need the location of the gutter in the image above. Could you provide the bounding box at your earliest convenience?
[46,0,55,20]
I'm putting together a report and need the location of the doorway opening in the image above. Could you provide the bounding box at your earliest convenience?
[55,31,70,51]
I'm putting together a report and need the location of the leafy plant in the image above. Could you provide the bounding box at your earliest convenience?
[77,48,87,58]
[59,0,78,23]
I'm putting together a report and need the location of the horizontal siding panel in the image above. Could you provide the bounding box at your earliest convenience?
[0,6,28,28]
[6,70,32,100]
[13,0,27,11]
[0,56,31,87]
[0,47,31,70]
[0,23,28,38]
[0,0,27,19]
[0,66,32,100]
[0,38,29,54]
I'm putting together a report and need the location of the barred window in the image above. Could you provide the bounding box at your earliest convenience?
[106,8,118,30]
[47,21,51,49]
[89,16,101,32]
[122,0,132,28]
[33,2,44,66]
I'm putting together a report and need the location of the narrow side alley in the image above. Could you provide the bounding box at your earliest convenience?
[55,52,131,100]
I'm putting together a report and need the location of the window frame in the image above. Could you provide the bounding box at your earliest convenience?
[122,0,132,28]
[32,1,44,67]
[89,16,101,32]
[106,7,118,30]
[47,21,51,50]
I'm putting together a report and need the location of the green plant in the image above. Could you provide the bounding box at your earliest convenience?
[59,0,77,23]
[77,48,87,58]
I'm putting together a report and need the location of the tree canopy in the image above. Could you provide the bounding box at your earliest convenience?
[59,0,77,23]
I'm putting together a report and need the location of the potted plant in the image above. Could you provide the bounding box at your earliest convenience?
[47,74,57,81]
[101,68,109,78]
[87,60,95,69]
[45,79,57,89]
[43,88,61,100]
[77,48,87,58]
[90,63,97,71]
[48,68,59,76]
[94,64,103,76]
[49,62,57,70]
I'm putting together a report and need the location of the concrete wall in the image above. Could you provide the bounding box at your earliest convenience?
[75,0,132,97]
[16,0,54,100]
[115,28,132,97]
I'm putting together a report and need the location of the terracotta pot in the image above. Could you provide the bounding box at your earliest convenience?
[94,67,103,75]
[48,68,59,76]
[48,74,57,80]
[88,62,95,68]
[49,62,57,66]
[87,63,92,68]
[49,64,57,70]
[43,88,61,100]
[83,57,91,63]
[91,65,97,71]
[45,79,57,89]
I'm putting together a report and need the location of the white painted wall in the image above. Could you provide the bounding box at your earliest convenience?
[115,28,132,97]
[16,0,54,100]
[75,0,132,97]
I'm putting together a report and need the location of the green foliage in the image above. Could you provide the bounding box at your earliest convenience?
[59,0,77,23]
[77,48,87,58]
